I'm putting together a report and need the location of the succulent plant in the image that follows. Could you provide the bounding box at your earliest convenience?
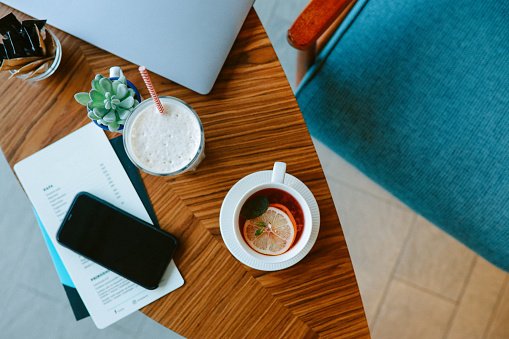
[74,74,139,132]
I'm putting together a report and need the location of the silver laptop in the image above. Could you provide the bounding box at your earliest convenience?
[5,0,254,94]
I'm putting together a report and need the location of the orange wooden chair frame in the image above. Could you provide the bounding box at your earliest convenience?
[287,0,358,86]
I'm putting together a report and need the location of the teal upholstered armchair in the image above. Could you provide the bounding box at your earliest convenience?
[288,0,509,272]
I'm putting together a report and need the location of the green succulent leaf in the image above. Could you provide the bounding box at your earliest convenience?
[93,107,109,118]
[108,121,120,132]
[112,82,119,93]
[119,96,134,109]
[118,75,127,85]
[111,98,121,109]
[117,108,130,120]
[116,84,128,100]
[103,111,117,122]
[91,79,103,94]
[127,88,135,98]
[87,100,104,110]
[95,74,104,81]
[90,89,106,102]
[87,109,100,120]
[112,79,121,93]
[74,92,90,106]
[99,77,112,94]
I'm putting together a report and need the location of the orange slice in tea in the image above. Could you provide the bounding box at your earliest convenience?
[243,203,297,255]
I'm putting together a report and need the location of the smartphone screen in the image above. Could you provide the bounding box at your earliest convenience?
[57,192,178,290]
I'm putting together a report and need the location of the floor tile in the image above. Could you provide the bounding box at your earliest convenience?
[2,284,74,339]
[134,314,186,339]
[0,149,38,287]
[3,281,173,339]
[485,277,509,339]
[447,256,508,339]
[10,217,69,301]
[372,279,456,339]
[326,177,415,324]
[396,216,476,301]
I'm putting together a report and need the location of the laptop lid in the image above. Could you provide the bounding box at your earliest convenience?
[4,0,254,94]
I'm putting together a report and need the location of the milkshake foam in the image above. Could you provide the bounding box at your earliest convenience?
[124,97,204,175]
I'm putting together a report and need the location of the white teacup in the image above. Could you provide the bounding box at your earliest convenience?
[232,162,313,263]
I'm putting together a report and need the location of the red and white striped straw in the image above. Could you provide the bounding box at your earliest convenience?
[138,66,164,114]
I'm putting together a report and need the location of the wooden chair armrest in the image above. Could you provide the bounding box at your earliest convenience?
[287,0,356,50]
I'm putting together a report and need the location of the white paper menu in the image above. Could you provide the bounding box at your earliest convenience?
[14,123,184,329]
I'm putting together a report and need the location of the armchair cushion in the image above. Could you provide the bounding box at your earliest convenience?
[296,0,509,271]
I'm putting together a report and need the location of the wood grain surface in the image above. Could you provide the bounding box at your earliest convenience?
[0,4,370,338]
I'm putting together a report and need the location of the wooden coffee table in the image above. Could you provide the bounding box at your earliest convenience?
[0,4,370,338]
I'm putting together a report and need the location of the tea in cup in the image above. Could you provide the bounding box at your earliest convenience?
[233,162,313,263]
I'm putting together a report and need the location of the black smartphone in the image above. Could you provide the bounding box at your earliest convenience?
[56,192,178,290]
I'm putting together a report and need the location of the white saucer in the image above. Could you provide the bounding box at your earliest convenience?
[219,171,320,271]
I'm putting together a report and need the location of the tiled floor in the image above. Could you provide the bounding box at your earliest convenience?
[1,2,508,339]
[253,0,509,338]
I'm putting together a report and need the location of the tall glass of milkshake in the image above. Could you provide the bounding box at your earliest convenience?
[123,96,205,176]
